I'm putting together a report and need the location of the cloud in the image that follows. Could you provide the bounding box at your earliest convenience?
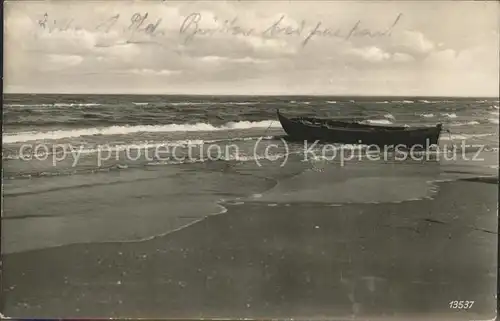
[425,49,456,65]
[36,29,97,51]
[199,55,228,63]
[392,52,414,63]
[389,30,435,57]
[127,68,182,76]
[243,35,296,54]
[232,56,268,64]
[3,1,499,96]
[348,46,391,63]
[47,54,84,66]
[92,42,143,62]
[199,55,268,64]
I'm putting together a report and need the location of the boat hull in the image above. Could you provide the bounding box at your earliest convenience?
[277,110,442,147]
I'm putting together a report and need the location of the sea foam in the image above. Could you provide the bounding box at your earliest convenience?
[3,120,281,143]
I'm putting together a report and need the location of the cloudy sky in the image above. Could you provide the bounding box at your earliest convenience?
[4,1,499,96]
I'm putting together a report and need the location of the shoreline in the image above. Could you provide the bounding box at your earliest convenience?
[2,173,497,255]
[2,178,497,319]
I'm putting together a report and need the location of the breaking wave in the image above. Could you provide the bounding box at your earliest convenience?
[449,121,480,127]
[364,119,393,125]
[4,136,276,160]
[166,101,256,106]
[5,103,101,107]
[441,113,457,119]
[440,133,496,140]
[3,120,280,143]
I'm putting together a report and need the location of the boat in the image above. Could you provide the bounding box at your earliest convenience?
[276,110,443,147]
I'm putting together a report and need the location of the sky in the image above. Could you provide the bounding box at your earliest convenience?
[3,0,500,96]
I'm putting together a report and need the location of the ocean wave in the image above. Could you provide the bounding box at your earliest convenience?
[3,120,281,143]
[416,100,454,104]
[441,113,457,119]
[374,101,389,104]
[393,100,414,104]
[440,133,496,140]
[225,102,256,105]
[364,119,393,125]
[490,110,499,116]
[165,102,220,106]
[5,103,101,108]
[384,113,395,120]
[5,104,54,107]
[326,101,337,104]
[132,102,149,106]
[54,103,101,107]
[489,118,499,124]
[420,113,435,118]
[4,136,277,160]
[2,154,22,160]
[165,101,256,106]
[449,121,480,127]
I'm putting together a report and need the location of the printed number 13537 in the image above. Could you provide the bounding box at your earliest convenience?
[449,301,474,309]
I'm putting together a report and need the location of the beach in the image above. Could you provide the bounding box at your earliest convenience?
[2,178,497,319]
[2,95,499,319]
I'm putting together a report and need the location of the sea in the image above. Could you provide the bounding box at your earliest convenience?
[2,94,499,253]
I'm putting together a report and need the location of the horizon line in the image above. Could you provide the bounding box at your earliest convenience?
[3,92,499,98]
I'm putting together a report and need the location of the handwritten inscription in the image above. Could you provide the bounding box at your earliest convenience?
[179,13,255,44]
[179,12,402,46]
[36,12,402,47]
[39,12,164,37]
[302,14,402,46]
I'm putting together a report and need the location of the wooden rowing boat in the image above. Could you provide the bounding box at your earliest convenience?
[277,110,442,147]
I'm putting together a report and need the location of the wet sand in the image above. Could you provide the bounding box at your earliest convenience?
[1,178,497,320]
